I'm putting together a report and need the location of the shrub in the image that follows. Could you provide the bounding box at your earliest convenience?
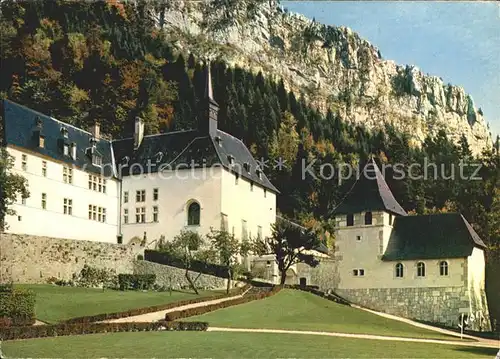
[0,288,36,326]
[118,274,156,291]
[0,283,13,293]
[63,284,250,324]
[137,254,144,260]
[165,287,281,321]
[72,265,117,289]
[0,321,208,340]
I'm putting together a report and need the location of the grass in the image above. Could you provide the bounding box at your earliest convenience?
[17,284,219,324]
[187,289,463,341]
[3,331,496,358]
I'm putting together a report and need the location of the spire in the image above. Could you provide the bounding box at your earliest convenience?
[199,60,219,137]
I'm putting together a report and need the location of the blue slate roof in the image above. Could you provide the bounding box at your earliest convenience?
[382,213,487,260]
[1,100,115,177]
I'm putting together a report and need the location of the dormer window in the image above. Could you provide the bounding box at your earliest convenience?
[227,155,234,165]
[346,214,354,227]
[365,212,373,225]
[38,135,45,148]
[63,144,70,156]
[243,162,250,173]
[256,168,262,179]
[214,136,222,146]
[35,116,42,129]
[155,151,164,163]
[121,156,130,167]
[61,127,68,138]
[92,154,103,167]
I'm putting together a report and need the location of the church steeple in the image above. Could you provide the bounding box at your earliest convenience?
[199,61,219,138]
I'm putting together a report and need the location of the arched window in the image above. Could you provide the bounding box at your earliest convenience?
[364,212,373,225]
[346,214,354,227]
[417,262,426,277]
[395,263,404,278]
[439,261,449,276]
[187,202,200,226]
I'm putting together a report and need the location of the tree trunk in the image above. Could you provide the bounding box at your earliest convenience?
[280,270,287,287]
[226,268,232,294]
[185,268,199,295]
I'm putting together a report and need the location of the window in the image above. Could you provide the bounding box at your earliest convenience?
[21,154,27,171]
[88,205,106,222]
[136,207,146,223]
[21,196,26,205]
[241,219,248,241]
[42,161,47,177]
[356,235,362,241]
[41,193,47,209]
[417,262,426,277]
[389,214,394,226]
[395,263,404,278]
[346,214,354,226]
[440,261,449,276]
[353,269,358,276]
[353,269,365,277]
[264,189,267,198]
[153,188,159,201]
[136,190,146,202]
[221,213,228,231]
[364,211,373,225]
[153,206,159,222]
[63,167,73,184]
[359,269,365,276]
[124,191,129,203]
[61,127,68,138]
[123,209,129,224]
[63,144,70,156]
[39,136,45,148]
[63,198,73,215]
[88,175,105,193]
[250,182,254,192]
[187,202,200,226]
[92,154,102,167]
[235,173,239,185]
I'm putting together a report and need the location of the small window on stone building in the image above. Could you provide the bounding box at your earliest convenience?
[417,262,426,277]
[395,263,404,278]
[356,235,362,241]
[439,261,449,276]
[364,211,373,225]
[187,202,200,226]
[21,154,27,171]
[41,193,47,210]
[359,269,365,276]
[153,188,159,201]
[42,161,47,177]
[124,209,129,224]
[346,214,354,227]
[153,206,159,222]
[353,269,359,276]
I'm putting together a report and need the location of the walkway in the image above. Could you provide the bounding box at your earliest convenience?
[103,287,252,323]
[208,327,500,349]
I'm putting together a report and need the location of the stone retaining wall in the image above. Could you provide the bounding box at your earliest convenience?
[133,260,228,290]
[0,233,144,283]
[335,286,490,331]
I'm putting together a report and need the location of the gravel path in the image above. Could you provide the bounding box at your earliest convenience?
[103,287,252,323]
[208,327,500,349]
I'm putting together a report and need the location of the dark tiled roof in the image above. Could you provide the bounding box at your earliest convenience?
[333,158,407,216]
[112,129,278,192]
[1,100,114,177]
[382,213,487,261]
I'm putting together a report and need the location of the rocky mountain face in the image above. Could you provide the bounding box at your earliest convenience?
[154,0,492,154]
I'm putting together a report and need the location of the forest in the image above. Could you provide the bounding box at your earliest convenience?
[0,0,498,257]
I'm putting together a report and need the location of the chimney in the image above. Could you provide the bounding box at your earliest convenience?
[91,121,100,140]
[134,117,145,150]
[199,61,219,138]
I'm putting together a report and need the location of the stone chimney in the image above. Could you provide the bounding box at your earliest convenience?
[91,121,100,140]
[134,117,145,150]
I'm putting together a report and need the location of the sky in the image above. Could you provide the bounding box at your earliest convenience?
[282,1,500,137]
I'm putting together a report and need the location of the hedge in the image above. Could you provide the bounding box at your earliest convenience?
[165,286,281,321]
[118,274,156,291]
[0,321,208,341]
[0,288,36,327]
[63,284,250,324]
[145,250,228,278]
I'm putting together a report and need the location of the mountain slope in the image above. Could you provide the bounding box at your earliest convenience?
[154,0,491,154]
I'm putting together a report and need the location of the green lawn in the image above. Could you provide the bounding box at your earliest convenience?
[187,289,461,341]
[17,284,219,324]
[3,331,496,358]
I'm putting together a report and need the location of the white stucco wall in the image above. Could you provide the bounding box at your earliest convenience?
[4,146,119,243]
[467,247,490,327]
[335,211,466,289]
[120,167,277,246]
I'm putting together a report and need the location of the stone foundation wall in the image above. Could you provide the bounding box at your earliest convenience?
[133,260,228,290]
[0,233,144,283]
[297,259,339,290]
[336,286,491,331]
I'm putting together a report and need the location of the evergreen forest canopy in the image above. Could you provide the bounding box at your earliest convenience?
[0,0,498,254]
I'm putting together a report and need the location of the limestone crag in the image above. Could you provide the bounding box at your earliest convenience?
[153,0,491,154]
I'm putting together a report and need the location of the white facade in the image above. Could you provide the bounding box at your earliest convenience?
[120,166,276,245]
[4,146,119,243]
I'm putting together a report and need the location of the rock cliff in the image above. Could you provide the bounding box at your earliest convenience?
[154,0,492,154]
